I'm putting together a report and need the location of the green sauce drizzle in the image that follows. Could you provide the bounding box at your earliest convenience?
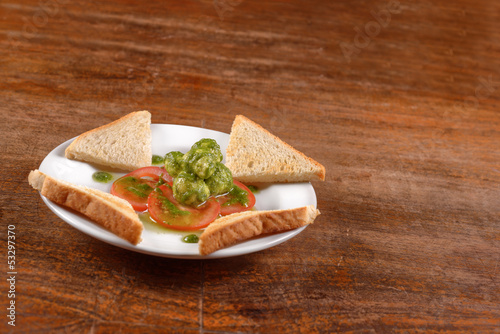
[92,171,113,183]
[182,234,199,243]
[223,185,249,207]
[152,155,164,165]
[247,185,259,194]
[155,188,191,218]
[120,177,153,198]
[125,186,150,198]
[155,174,169,187]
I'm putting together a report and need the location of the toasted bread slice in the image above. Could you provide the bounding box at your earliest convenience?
[65,110,152,171]
[225,115,325,182]
[198,205,319,255]
[28,170,143,245]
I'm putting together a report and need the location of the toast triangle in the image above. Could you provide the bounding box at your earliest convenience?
[65,110,152,171]
[199,205,320,255]
[28,170,143,245]
[225,115,325,182]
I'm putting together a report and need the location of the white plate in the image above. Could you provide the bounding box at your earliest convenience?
[37,124,318,259]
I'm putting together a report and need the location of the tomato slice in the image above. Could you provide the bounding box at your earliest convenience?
[123,166,173,184]
[217,180,256,216]
[111,167,173,211]
[148,184,220,231]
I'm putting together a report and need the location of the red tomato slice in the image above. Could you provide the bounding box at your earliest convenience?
[148,184,220,231]
[125,166,173,184]
[111,167,173,211]
[217,180,256,216]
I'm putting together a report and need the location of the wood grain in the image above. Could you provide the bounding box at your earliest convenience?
[1,0,499,332]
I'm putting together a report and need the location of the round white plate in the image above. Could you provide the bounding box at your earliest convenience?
[37,124,317,259]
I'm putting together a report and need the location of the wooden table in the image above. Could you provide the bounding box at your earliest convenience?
[2,0,499,332]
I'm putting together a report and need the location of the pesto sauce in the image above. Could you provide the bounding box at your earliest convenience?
[152,155,164,165]
[92,171,113,183]
[223,185,249,207]
[125,186,150,198]
[120,176,153,198]
[247,185,259,194]
[182,234,199,243]
[155,175,168,187]
[155,188,191,217]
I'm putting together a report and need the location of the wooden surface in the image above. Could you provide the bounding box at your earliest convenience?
[1,0,499,332]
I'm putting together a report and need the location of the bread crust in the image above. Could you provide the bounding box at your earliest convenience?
[198,205,320,255]
[226,115,326,182]
[29,170,143,245]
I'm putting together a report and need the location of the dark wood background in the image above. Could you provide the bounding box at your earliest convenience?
[1,0,499,332]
